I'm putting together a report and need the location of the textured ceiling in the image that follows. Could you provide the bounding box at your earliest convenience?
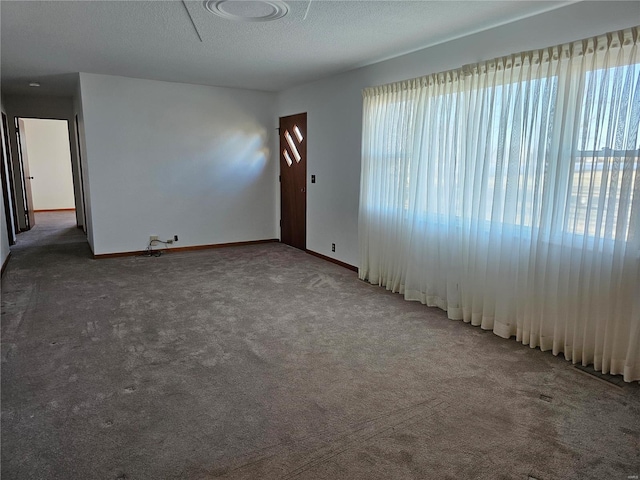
[1,0,570,96]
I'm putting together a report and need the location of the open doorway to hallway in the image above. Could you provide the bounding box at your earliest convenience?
[10,117,87,248]
[18,118,76,218]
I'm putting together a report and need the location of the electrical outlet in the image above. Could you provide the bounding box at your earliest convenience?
[331,243,335,252]
[311,175,316,183]
[174,235,179,242]
[150,235,159,242]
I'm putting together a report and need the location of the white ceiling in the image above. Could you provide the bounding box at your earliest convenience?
[1,0,571,96]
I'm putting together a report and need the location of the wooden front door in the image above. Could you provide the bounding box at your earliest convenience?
[280,113,306,250]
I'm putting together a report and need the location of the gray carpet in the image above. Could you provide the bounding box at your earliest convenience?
[2,212,639,480]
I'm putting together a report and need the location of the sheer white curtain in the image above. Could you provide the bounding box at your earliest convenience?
[359,28,640,382]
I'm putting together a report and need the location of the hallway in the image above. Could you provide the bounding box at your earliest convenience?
[12,210,87,250]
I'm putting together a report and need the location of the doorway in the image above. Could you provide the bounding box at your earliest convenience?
[16,118,77,229]
[279,113,307,250]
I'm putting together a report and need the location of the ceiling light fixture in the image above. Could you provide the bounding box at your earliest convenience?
[29,82,41,87]
[204,0,289,22]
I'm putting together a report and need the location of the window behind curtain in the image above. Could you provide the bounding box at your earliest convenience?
[359,27,640,382]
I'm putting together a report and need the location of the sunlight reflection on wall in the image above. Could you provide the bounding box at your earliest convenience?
[209,130,269,190]
[165,126,270,197]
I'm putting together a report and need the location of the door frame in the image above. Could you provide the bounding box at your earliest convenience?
[14,117,35,230]
[74,115,87,233]
[1,113,16,245]
[12,116,86,233]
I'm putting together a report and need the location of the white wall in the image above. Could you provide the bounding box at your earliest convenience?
[79,73,276,255]
[21,118,75,210]
[276,0,640,268]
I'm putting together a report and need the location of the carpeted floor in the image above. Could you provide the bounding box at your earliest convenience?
[1,212,639,480]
